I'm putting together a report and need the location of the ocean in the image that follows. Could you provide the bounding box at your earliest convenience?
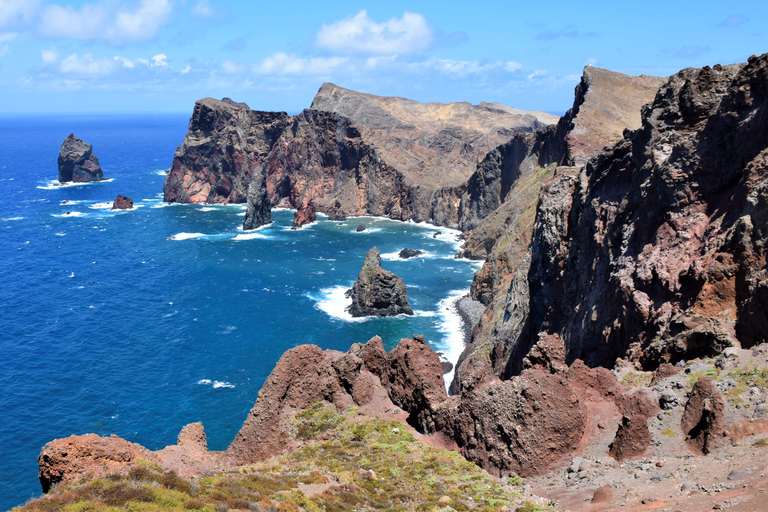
[0,114,479,510]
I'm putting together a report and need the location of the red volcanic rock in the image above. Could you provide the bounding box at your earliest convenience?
[650,363,682,386]
[385,335,447,430]
[38,434,151,492]
[433,370,586,477]
[111,195,133,210]
[58,134,104,183]
[523,333,567,374]
[291,202,317,229]
[177,421,207,449]
[681,376,726,454]
[354,335,388,381]
[609,414,652,461]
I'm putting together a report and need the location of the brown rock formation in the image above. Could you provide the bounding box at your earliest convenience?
[38,434,151,493]
[111,195,133,210]
[609,414,652,461]
[452,67,664,391]
[385,335,447,430]
[311,82,557,188]
[291,202,316,229]
[57,134,104,183]
[455,53,768,395]
[681,376,726,454]
[346,247,413,317]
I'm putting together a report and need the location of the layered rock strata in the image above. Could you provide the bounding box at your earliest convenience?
[346,247,413,317]
[57,134,104,183]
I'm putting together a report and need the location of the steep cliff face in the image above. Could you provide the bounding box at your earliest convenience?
[452,67,664,389]
[455,54,768,391]
[166,86,558,229]
[529,56,768,369]
[311,82,557,188]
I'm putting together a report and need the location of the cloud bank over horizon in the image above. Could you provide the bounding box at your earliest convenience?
[0,1,764,113]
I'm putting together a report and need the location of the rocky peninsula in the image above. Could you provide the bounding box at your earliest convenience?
[25,53,768,512]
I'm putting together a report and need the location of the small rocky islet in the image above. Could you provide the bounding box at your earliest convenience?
[22,53,768,512]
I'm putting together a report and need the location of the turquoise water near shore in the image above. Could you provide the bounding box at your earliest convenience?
[0,115,479,510]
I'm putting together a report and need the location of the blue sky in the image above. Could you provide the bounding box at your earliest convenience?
[0,0,765,114]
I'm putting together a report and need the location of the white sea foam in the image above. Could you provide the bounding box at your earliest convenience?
[352,227,382,234]
[197,379,212,385]
[2,217,23,221]
[213,381,235,389]
[381,250,435,261]
[156,170,169,176]
[55,232,66,236]
[89,202,114,209]
[199,207,216,212]
[168,232,207,241]
[37,178,114,190]
[434,289,470,391]
[232,232,268,241]
[311,284,368,323]
[54,212,86,217]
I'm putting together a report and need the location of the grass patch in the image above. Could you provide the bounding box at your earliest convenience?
[18,410,526,512]
[661,428,677,438]
[621,371,652,387]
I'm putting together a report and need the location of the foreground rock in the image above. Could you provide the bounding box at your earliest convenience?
[346,247,413,317]
[291,202,316,229]
[111,195,133,210]
[57,134,104,183]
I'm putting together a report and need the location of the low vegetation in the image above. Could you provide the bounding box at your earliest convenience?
[17,404,525,511]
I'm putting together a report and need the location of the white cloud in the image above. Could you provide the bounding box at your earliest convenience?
[60,53,116,75]
[0,0,39,26]
[40,47,58,65]
[527,70,547,80]
[192,0,212,17]
[180,63,191,74]
[40,0,172,42]
[432,59,523,76]
[0,30,16,42]
[221,60,242,74]
[151,53,168,67]
[253,52,348,76]
[316,10,432,55]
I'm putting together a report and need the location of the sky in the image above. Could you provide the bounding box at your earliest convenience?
[0,0,765,114]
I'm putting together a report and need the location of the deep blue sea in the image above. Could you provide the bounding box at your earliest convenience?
[0,114,479,510]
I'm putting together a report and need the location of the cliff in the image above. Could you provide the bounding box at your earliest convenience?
[164,87,559,229]
[453,54,768,393]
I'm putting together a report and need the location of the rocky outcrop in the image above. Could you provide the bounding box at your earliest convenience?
[165,85,559,229]
[311,82,557,189]
[291,202,316,229]
[111,195,133,210]
[681,376,726,454]
[57,134,104,183]
[346,247,413,317]
[454,54,768,393]
[398,248,423,259]
[38,434,151,493]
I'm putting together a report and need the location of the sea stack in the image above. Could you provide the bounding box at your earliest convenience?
[57,134,104,183]
[111,195,133,210]
[291,202,316,229]
[346,247,413,317]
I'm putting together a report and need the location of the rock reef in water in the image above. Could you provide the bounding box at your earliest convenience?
[346,247,413,317]
[111,195,133,210]
[398,248,423,259]
[291,202,316,229]
[57,134,104,183]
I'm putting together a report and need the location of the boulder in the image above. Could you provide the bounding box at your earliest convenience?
[356,224,366,232]
[38,434,150,493]
[609,414,652,461]
[111,195,133,210]
[681,376,726,454]
[346,247,413,317]
[57,134,104,183]
[291,202,316,229]
[399,248,424,259]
